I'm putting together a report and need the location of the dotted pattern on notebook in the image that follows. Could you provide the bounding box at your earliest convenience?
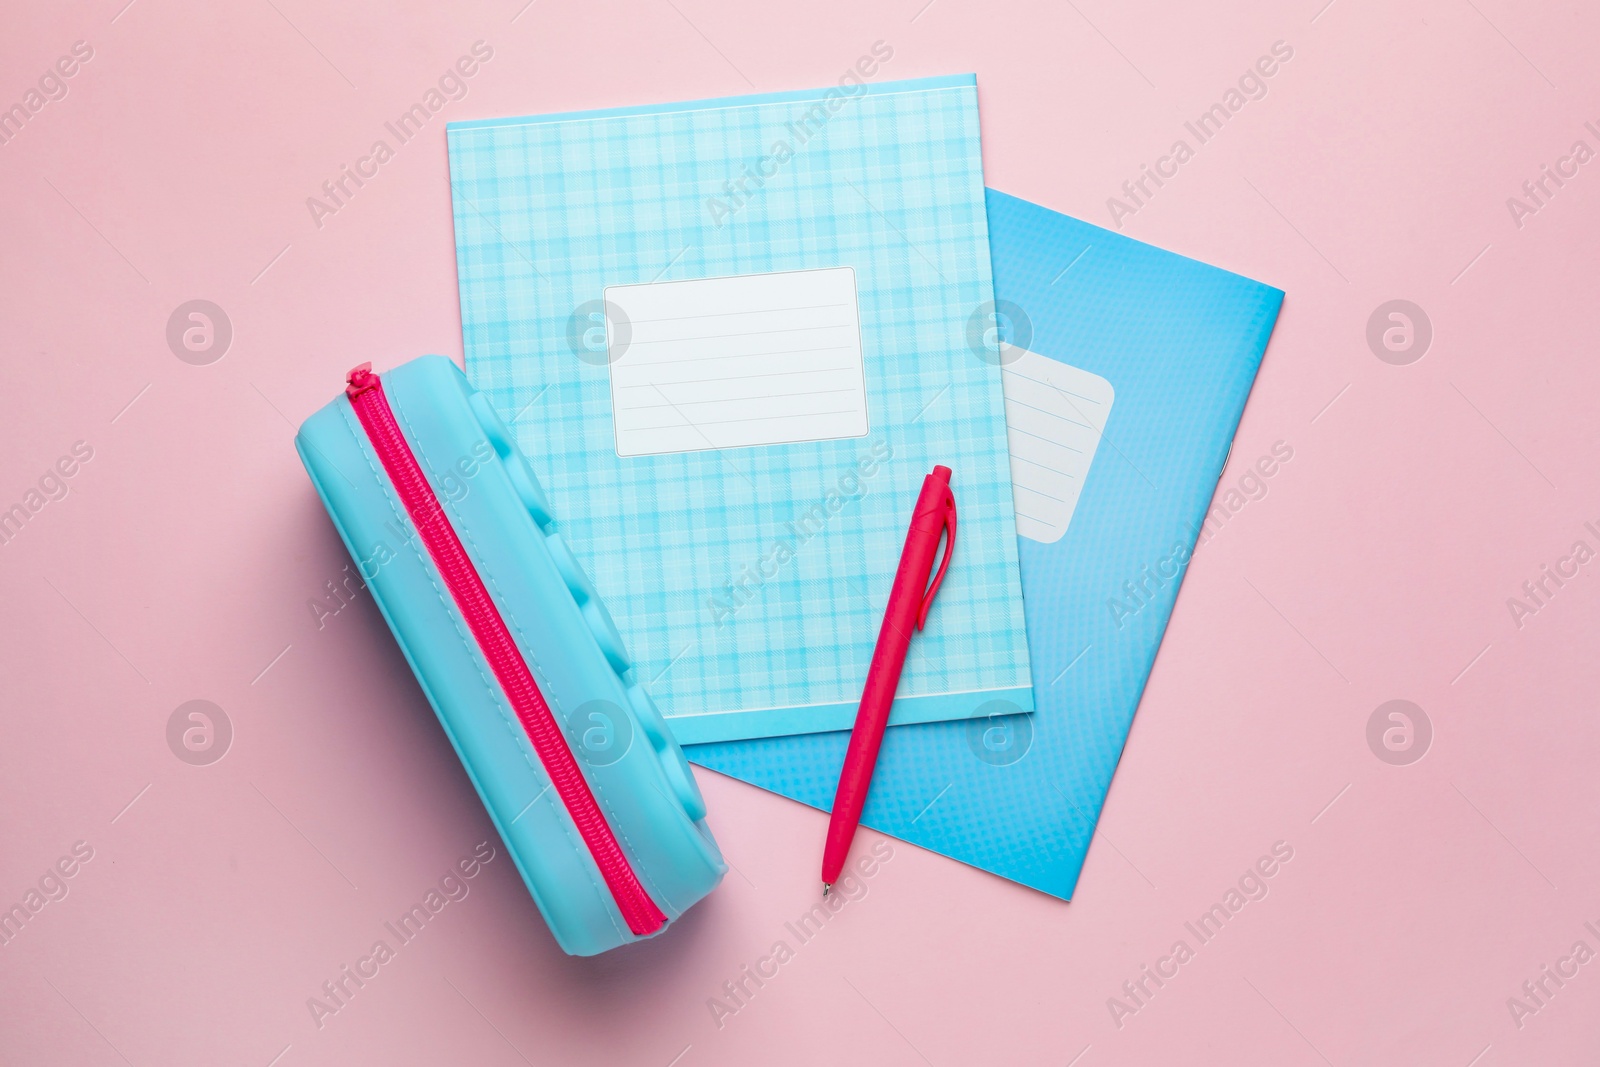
[690,190,1284,898]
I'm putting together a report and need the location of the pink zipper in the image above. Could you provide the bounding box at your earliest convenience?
[345,363,666,937]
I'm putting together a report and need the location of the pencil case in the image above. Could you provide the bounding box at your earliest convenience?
[295,355,724,956]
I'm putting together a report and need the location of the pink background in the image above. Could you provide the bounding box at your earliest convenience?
[3,0,1598,1063]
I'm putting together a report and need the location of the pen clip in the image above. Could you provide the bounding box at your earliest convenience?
[916,489,957,630]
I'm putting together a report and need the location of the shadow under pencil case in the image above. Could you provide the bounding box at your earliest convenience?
[295,355,724,956]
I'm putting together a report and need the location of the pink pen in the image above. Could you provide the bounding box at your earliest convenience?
[821,465,956,893]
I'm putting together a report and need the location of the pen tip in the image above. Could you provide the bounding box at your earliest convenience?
[821,882,831,898]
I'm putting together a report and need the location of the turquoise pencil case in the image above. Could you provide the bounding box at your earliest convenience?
[296,355,724,955]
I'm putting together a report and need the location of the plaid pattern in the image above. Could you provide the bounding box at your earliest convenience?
[447,76,1031,739]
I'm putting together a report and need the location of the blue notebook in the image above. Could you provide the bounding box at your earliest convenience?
[447,76,1034,745]
[689,190,1284,899]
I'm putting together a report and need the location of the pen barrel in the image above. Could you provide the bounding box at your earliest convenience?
[823,469,952,883]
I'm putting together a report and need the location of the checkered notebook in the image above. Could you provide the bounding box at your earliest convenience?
[447,75,1033,743]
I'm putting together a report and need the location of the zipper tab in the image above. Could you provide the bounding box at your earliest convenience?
[345,365,667,937]
[346,362,378,399]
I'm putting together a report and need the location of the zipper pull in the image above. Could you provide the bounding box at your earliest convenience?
[346,362,378,399]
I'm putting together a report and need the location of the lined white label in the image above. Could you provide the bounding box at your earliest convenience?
[1000,349,1115,544]
[604,268,869,457]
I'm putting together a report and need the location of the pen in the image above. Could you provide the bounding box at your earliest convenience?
[821,465,957,894]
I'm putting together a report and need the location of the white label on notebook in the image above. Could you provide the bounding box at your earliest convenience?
[1000,349,1115,544]
[604,268,870,457]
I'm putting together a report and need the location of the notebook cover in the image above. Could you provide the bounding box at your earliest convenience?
[688,189,1285,899]
[448,76,1034,745]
